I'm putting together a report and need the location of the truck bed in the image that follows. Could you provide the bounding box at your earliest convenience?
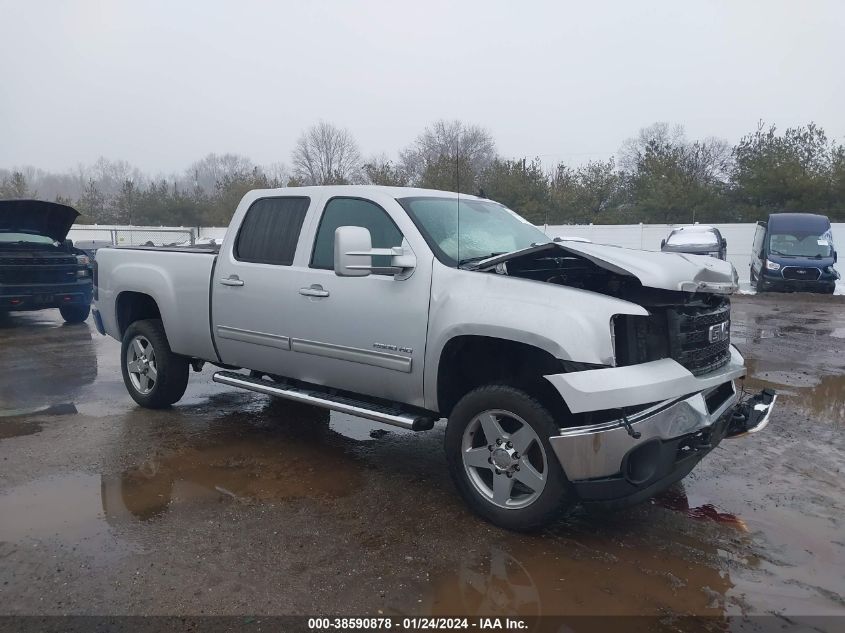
[94,247,219,361]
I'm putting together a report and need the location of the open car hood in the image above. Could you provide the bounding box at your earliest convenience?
[478,241,739,294]
[0,199,80,242]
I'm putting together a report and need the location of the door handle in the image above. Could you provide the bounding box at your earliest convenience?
[299,284,329,298]
[220,275,244,287]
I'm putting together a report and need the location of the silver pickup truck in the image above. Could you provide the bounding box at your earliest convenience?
[93,186,775,530]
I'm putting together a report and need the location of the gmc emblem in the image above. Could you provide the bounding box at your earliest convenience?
[708,321,730,344]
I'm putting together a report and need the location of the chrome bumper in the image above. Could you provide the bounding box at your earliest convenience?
[549,382,777,487]
[549,384,739,481]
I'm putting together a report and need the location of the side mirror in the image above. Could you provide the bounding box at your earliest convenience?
[334,226,373,277]
[334,225,416,278]
[660,239,666,248]
[63,238,74,250]
[834,251,838,263]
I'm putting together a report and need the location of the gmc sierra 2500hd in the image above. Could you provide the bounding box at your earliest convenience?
[93,186,775,530]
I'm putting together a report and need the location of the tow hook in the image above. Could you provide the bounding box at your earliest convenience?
[726,388,777,439]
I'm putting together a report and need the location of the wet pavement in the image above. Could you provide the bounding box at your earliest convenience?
[0,295,844,623]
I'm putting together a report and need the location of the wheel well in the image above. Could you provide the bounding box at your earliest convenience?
[116,292,161,336]
[436,336,570,420]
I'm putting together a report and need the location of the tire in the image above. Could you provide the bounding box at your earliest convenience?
[120,319,189,409]
[60,304,90,323]
[755,274,766,293]
[445,385,574,531]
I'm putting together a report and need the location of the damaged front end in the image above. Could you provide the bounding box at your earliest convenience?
[474,240,773,508]
[545,379,776,509]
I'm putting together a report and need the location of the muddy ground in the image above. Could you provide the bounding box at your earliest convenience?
[0,293,843,624]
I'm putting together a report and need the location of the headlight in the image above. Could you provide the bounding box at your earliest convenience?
[765,260,780,271]
[76,254,90,266]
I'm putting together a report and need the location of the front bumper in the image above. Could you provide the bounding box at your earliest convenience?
[0,280,93,311]
[549,381,776,508]
[759,270,838,292]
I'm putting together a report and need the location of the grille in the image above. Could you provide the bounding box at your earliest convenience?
[613,299,732,377]
[666,301,731,376]
[782,266,821,281]
[0,256,76,266]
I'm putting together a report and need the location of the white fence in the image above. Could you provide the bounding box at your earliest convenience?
[543,223,844,283]
[70,222,843,284]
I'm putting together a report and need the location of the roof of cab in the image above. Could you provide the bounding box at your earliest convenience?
[243,185,484,201]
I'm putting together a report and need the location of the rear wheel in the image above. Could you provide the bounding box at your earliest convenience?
[60,304,90,323]
[445,385,574,530]
[121,319,189,408]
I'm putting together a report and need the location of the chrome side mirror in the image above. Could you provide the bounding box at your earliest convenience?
[334,226,373,277]
[333,226,416,278]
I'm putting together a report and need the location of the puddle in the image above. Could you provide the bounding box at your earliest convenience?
[423,527,737,616]
[103,429,364,522]
[0,473,123,557]
[0,419,43,439]
[743,359,845,424]
[0,319,99,409]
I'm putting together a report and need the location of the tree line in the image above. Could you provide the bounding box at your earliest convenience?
[2,119,844,226]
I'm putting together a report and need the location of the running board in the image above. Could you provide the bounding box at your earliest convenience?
[212,371,435,431]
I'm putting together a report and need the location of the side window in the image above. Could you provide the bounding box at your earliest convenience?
[311,197,403,272]
[234,197,310,265]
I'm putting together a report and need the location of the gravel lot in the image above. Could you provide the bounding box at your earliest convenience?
[0,293,843,621]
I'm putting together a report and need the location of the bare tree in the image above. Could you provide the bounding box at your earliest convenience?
[291,121,363,185]
[618,122,687,174]
[185,153,255,193]
[263,161,292,187]
[363,153,408,186]
[400,120,497,186]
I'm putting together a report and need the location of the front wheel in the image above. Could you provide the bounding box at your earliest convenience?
[445,385,574,531]
[121,319,189,409]
[60,304,90,323]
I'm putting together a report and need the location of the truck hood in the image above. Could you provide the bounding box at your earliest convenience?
[0,199,80,242]
[478,241,739,294]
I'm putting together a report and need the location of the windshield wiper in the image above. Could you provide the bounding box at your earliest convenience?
[457,253,506,268]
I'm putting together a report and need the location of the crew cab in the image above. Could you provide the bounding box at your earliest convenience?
[0,199,93,323]
[93,186,775,529]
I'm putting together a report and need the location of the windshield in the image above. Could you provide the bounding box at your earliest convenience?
[0,232,56,245]
[769,230,834,258]
[397,197,550,266]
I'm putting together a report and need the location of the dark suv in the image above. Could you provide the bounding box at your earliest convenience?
[0,199,93,323]
[750,213,839,293]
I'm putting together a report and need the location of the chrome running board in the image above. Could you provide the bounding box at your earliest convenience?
[212,370,435,431]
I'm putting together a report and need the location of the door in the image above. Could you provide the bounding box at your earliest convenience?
[212,195,312,376]
[750,222,765,279]
[285,196,432,407]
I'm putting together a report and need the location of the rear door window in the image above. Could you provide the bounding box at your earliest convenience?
[234,197,310,265]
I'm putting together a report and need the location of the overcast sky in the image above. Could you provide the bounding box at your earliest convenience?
[1,0,843,175]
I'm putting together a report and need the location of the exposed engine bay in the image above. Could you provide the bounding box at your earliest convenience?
[486,249,733,377]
